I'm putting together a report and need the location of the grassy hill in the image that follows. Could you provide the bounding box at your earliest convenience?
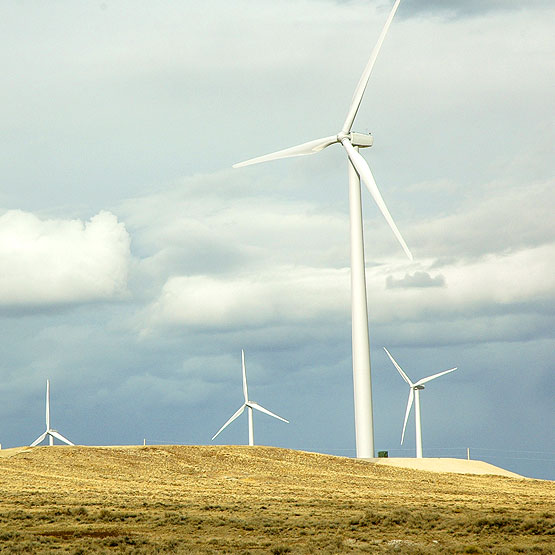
[0,445,553,553]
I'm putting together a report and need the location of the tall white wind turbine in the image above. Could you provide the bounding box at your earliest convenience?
[384,348,457,458]
[212,350,289,446]
[234,0,411,458]
[30,379,74,447]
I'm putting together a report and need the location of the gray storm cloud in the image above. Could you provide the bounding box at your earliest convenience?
[363,0,554,18]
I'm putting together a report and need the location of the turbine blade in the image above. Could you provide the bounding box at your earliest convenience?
[30,432,47,447]
[342,139,413,260]
[233,135,338,168]
[50,430,75,446]
[242,349,248,403]
[211,405,246,441]
[249,401,289,424]
[401,388,414,445]
[416,367,458,387]
[342,0,402,133]
[384,347,414,387]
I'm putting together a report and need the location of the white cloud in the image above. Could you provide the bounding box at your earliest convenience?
[123,164,553,348]
[374,245,555,323]
[410,181,554,260]
[143,243,554,346]
[120,172,352,291]
[145,267,350,331]
[0,210,130,307]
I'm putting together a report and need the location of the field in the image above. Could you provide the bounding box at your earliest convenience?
[0,445,553,553]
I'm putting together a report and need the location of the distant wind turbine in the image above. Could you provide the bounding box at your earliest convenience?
[384,348,457,458]
[30,379,74,447]
[212,350,289,446]
[233,0,411,458]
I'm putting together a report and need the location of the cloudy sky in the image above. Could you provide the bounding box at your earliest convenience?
[0,0,553,479]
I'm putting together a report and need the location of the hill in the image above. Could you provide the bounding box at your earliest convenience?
[0,445,552,553]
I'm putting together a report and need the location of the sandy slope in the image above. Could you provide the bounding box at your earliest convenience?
[367,457,525,478]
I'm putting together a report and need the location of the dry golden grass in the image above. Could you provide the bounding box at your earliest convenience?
[0,445,553,553]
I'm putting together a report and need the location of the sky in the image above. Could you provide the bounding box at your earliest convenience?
[0,0,553,480]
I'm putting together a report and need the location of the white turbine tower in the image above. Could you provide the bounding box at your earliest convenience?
[233,0,411,458]
[384,348,457,458]
[30,379,74,447]
[212,350,289,446]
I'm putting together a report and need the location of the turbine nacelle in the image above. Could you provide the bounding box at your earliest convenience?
[339,131,373,148]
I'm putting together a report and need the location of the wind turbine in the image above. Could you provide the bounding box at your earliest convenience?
[30,379,74,447]
[233,0,411,458]
[212,350,289,446]
[384,348,457,458]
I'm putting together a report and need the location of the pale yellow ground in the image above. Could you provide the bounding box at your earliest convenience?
[0,445,552,553]
[0,446,524,478]
[0,445,527,478]
[367,457,525,478]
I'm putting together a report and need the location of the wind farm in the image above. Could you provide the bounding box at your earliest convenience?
[0,0,553,552]
[0,0,551,478]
